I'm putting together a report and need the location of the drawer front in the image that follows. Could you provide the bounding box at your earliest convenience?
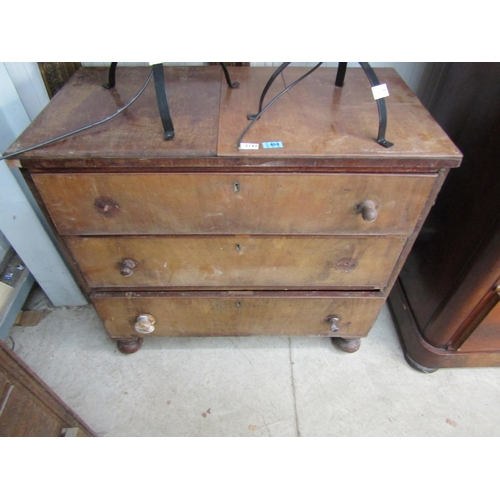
[91,292,385,338]
[33,173,436,236]
[67,235,405,289]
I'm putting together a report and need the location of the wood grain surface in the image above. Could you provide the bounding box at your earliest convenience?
[32,172,436,236]
[66,235,406,289]
[91,291,385,338]
[218,67,463,159]
[6,66,221,159]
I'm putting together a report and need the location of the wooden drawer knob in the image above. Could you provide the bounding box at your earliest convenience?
[134,314,156,334]
[325,315,341,333]
[119,258,138,277]
[94,196,120,217]
[354,200,378,222]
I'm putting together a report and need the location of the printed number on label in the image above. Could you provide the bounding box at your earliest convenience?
[239,143,259,150]
[262,141,284,149]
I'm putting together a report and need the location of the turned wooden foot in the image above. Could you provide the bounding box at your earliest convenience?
[117,338,143,354]
[332,337,361,353]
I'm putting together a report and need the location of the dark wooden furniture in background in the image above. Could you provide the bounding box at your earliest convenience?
[0,339,95,436]
[38,62,82,98]
[5,65,460,355]
[388,63,500,371]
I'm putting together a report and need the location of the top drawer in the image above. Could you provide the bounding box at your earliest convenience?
[32,172,436,236]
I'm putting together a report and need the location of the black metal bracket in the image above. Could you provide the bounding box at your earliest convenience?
[247,62,291,120]
[335,62,347,87]
[102,62,118,89]
[102,62,174,141]
[358,62,393,148]
[243,62,393,148]
[220,63,240,88]
[152,63,175,141]
[238,63,323,148]
[102,62,240,141]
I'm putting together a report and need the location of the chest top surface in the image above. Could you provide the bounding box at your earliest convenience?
[6,65,462,167]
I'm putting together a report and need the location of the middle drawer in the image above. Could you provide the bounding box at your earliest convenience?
[66,235,406,289]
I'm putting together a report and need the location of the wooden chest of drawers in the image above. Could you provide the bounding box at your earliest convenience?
[5,65,462,354]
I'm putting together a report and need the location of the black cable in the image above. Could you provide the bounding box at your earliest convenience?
[237,63,323,148]
[0,69,154,162]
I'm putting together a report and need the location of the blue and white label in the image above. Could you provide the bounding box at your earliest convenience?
[262,141,284,149]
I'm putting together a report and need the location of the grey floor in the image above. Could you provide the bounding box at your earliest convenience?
[7,286,500,437]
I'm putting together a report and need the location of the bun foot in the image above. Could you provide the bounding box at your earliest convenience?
[332,337,361,353]
[117,338,143,354]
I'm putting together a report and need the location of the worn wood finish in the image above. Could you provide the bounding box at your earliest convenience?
[66,235,406,289]
[19,168,92,296]
[0,339,95,436]
[218,67,462,159]
[21,157,459,172]
[5,67,461,169]
[7,66,222,159]
[91,291,385,339]
[32,172,436,236]
[5,66,461,353]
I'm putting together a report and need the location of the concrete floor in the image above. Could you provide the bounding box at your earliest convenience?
[7,286,500,437]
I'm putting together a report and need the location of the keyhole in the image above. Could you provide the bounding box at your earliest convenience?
[233,182,240,192]
[236,302,241,307]
[235,243,241,251]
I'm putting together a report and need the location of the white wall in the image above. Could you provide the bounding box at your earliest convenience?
[0,62,87,306]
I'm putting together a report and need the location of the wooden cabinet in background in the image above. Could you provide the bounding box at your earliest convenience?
[0,339,95,436]
[388,63,500,371]
[5,65,461,356]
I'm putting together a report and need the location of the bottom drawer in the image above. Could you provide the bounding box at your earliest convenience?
[91,291,385,339]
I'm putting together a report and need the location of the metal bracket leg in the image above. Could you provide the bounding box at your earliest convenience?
[152,63,175,141]
[335,62,347,87]
[220,63,240,88]
[359,62,393,148]
[102,62,118,89]
[248,62,291,120]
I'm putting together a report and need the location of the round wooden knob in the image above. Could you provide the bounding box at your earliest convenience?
[119,258,138,277]
[134,314,156,334]
[354,200,378,222]
[94,196,120,217]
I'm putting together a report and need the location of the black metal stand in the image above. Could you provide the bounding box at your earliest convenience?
[220,63,240,88]
[102,62,238,142]
[244,62,393,148]
[152,64,175,140]
[358,63,393,148]
[247,62,290,120]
